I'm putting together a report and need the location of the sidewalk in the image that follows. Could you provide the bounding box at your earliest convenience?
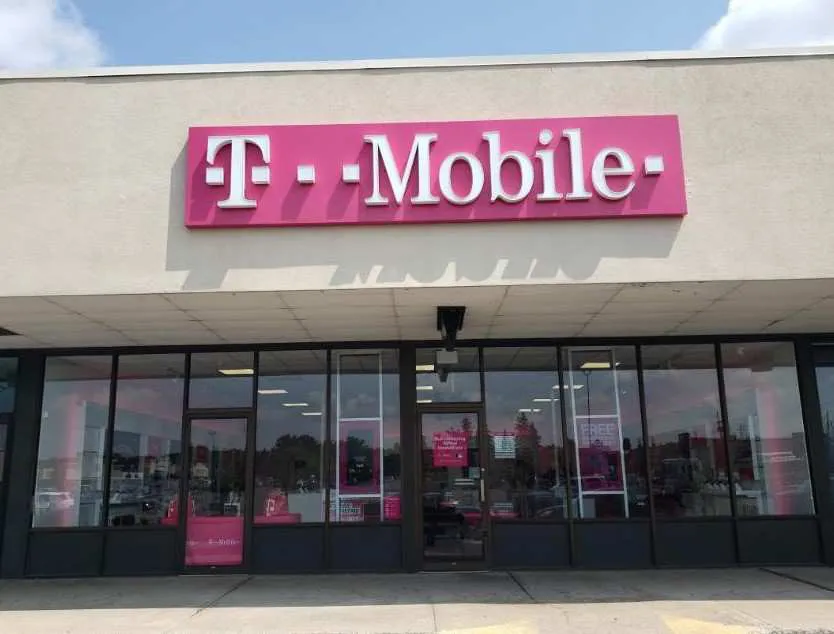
[0,567,832,633]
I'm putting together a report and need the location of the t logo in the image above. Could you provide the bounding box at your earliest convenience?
[204,135,271,209]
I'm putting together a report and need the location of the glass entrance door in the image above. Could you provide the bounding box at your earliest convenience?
[420,411,486,566]
[182,416,249,569]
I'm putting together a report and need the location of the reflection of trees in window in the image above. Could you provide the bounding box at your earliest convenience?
[256,434,322,492]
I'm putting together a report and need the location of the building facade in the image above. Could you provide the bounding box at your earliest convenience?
[1,49,834,576]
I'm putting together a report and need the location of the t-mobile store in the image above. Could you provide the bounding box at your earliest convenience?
[1,49,834,577]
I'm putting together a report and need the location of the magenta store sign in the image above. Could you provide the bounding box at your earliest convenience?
[185,115,686,229]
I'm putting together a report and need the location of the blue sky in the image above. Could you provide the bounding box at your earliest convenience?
[75,0,728,66]
[0,1,833,70]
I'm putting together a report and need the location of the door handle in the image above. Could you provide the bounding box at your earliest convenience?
[480,478,485,503]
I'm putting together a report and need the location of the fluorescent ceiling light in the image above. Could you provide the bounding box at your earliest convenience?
[258,389,288,395]
[282,402,309,407]
[580,362,611,370]
[552,384,584,390]
[416,364,435,372]
[218,368,254,376]
[416,385,434,391]
[417,399,433,404]
[301,412,322,417]
[533,398,559,403]
[518,408,542,414]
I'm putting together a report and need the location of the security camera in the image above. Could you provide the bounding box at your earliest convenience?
[435,349,459,383]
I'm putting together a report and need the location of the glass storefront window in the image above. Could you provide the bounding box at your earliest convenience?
[484,347,567,520]
[642,345,729,518]
[722,342,814,516]
[330,350,400,523]
[0,357,17,414]
[254,350,327,524]
[107,355,185,527]
[416,348,480,403]
[563,347,647,519]
[188,352,254,409]
[33,356,113,528]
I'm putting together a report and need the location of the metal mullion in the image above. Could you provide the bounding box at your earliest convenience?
[715,343,741,564]
[323,349,332,570]
[635,346,657,566]
[176,353,192,571]
[243,352,259,572]
[98,355,119,574]
[555,346,576,567]
[478,347,491,567]
[791,338,830,564]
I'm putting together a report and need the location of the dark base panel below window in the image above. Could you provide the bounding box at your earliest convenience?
[27,531,103,577]
[573,522,652,569]
[655,521,736,567]
[252,526,325,573]
[329,524,402,571]
[103,529,179,576]
[737,518,822,565]
[491,522,570,569]
[820,518,834,566]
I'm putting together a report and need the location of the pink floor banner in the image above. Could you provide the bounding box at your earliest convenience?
[185,516,244,566]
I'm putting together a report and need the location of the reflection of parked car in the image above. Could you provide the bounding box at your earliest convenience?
[35,491,74,511]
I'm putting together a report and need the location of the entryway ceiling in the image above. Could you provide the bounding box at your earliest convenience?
[1,279,834,349]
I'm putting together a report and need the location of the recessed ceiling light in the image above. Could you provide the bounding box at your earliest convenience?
[282,402,309,407]
[417,399,433,404]
[580,362,611,370]
[301,412,322,417]
[218,368,254,376]
[416,385,434,391]
[258,389,288,395]
[533,398,559,403]
[416,364,435,372]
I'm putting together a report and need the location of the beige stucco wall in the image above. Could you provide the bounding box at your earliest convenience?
[0,52,831,298]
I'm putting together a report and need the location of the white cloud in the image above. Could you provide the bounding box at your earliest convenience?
[0,0,104,70]
[698,0,834,49]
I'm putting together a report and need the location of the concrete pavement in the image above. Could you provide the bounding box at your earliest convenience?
[0,568,831,633]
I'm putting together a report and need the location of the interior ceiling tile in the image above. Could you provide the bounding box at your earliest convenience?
[496,304,603,317]
[18,323,116,336]
[202,320,308,331]
[37,334,137,346]
[0,297,73,315]
[492,314,580,326]
[184,309,297,322]
[85,310,195,324]
[672,323,768,335]
[728,279,834,299]
[394,286,506,307]
[218,333,305,343]
[805,298,834,312]
[162,292,284,310]
[130,333,224,345]
[0,336,42,348]
[279,289,394,308]
[294,307,395,321]
[46,294,180,312]
[504,284,621,301]
[0,313,100,327]
[586,315,687,327]
[709,297,818,311]
[601,301,712,315]
[611,281,739,303]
